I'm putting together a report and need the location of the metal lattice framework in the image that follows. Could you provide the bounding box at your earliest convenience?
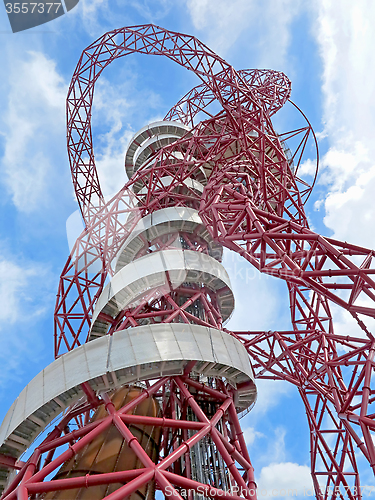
[1,24,375,500]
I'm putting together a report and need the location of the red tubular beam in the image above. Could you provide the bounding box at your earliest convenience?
[1,460,28,500]
[303,399,353,490]
[120,413,206,430]
[162,470,254,500]
[210,398,232,427]
[210,428,254,499]
[16,486,28,500]
[360,422,375,470]
[5,451,41,500]
[227,404,254,466]
[81,381,101,406]
[340,412,375,431]
[38,417,105,453]
[101,469,154,500]
[112,414,155,468]
[180,376,227,400]
[118,377,166,415]
[37,22,375,498]
[22,452,40,484]
[361,346,375,418]
[28,418,112,484]
[340,370,367,414]
[174,378,209,423]
[26,469,145,494]
[2,488,17,500]
[340,420,371,465]
[216,429,253,471]
[181,427,193,500]
[158,426,210,471]
[155,470,184,500]
[0,455,23,470]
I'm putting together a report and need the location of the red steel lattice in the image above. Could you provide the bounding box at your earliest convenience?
[2,24,374,500]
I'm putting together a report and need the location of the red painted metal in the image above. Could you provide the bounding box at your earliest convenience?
[0,457,23,471]
[1,378,256,500]
[57,24,373,498]
[2,23,374,500]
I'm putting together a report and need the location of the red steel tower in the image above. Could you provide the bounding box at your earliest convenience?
[0,25,374,500]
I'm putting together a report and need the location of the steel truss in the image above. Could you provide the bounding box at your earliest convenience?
[0,377,256,500]
[2,24,374,500]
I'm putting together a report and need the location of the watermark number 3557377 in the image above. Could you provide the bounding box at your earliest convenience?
[3,0,79,32]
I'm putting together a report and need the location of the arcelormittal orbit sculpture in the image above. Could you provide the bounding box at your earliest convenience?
[0,24,374,500]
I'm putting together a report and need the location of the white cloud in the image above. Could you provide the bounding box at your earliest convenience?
[67,0,174,39]
[269,426,287,463]
[127,0,174,21]
[0,254,52,388]
[243,426,265,446]
[257,462,313,499]
[312,1,375,248]
[0,48,163,212]
[307,1,375,345]
[91,72,166,196]
[186,0,301,67]
[74,0,110,36]
[93,77,135,196]
[0,258,43,323]
[251,379,294,418]
[224,250,291,332]
[0,51,67,212]
[79,0,108,17]
[297,158,317,178]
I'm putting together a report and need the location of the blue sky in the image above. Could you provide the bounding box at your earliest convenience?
[1,0,375,497]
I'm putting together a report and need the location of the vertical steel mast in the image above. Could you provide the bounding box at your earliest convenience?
[0,24,375,500]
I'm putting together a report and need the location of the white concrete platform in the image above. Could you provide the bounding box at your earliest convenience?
[0,324,256,472]
[113,207,222,272]
[125,120,191,179]
[91,249,234,337]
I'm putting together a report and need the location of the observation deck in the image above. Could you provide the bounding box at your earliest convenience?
[0,120,257,494]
